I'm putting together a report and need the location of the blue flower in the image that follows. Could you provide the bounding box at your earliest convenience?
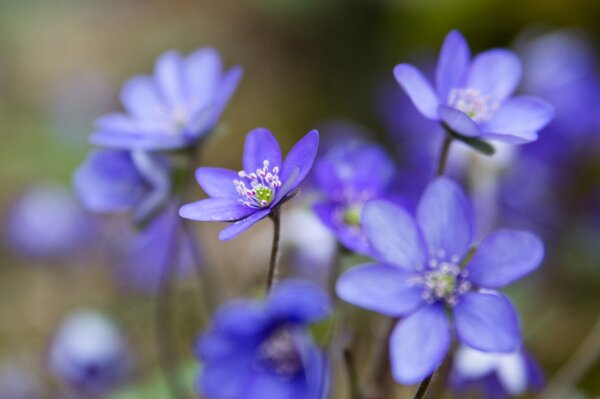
[196,280,331,399]
[73,149,170,223]
[48,311,131,394]
[395,30,554,144]
[179,128,319,240]
[313,138,396,255]
[450,345,544,398]
[91,48,242,151]
[336,177,544,384]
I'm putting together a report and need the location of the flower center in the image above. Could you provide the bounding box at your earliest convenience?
[234,160,281,208]
[409,249,471,306]
[257,328,302,377]
[448,88,498,122]
[343,204,363,226]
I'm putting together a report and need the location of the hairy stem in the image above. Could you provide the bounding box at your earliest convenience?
[413,372,435,399]
[266,208,282,292]
[436,135,453,176]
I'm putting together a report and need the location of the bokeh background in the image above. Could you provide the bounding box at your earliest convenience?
[1,0,599,397]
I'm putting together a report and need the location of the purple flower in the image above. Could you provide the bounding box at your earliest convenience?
[5,183,97,260]
[336,177,544,384]
[196,280,331,399]
[90,48,242,151]
[313,138,396,254]
[180,128,319,240]
[48,311,131,394]
[450,345,543,398]
[394,30,554,144]
[73,149,170,223]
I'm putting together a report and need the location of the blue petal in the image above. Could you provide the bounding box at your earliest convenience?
[336,263,424,317]
[312,202,371,255]
[130,151,171,223]
[184,47,222,109]
[195,167,240,199]
[208,66,243,125]
[212,299,271,338]
[467,230,544,288]
[73,149,146,213]
[267,280,331,323]
[153,50,186,108]
[390,304,451,384]
[243,128,283,172]
[90,125,189,151]
[417,177,475,260]
[394,64,440,120]
[436,30,471,102]
[439,105,483,137]
[454,292,521,352]
[481,96,555,144]
[120,76,165,121]
[276,130,320,203]
[246,371,304,399]
[218,208,272,240]
[179,198,254,221]
[199,356,252,398]
[466,49,522,103]
[362,200,428,270]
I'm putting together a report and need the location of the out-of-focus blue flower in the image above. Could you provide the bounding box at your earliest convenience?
[113,204,197,294]
[73,149,170,223]
[91,48,242,151]
[48,311,131,394]
[312,138,396,255]
[395,30,554,144]
[337,177,544,384]
[0,363,43,399]
[5,183,97,260]
[450,345,543,398]
[180,128,319,240]
[196,280,331,399]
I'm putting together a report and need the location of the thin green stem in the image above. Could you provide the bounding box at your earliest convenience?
[266,208,282,292]
[436,135,453,176]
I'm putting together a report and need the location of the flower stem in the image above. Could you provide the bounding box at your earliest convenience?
[266,208,282,292]
[364,318,395,399]
[344,347,364,399]
[436,135,453,176]
[413,372,434,399]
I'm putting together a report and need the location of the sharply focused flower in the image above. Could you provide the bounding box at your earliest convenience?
[48,311,131,394]
[313,138,396,254]
[337,177,544,384]
[73,149,170,223]
[196,280,331,399]
[5,183,97,260]
[180,128,319,240]
[91,48,242,151]
[450,345,543,398]
[394,30,554,144]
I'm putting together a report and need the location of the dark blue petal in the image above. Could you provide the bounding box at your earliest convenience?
[336,263,424,317]
[243,128,283,172]
[195,167,240,199]
[394,64,440,120]
[218,208,272,240]
[213,300,271,338]
[454,292,521,352]
[390,304,451,384]
[467,229,544,288]
[179,198,254,222]
[267,280,331,324]
[276,130,320,203]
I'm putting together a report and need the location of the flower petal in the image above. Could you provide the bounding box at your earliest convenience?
[362,200,427,270]
[154,50,186,108]
[120,76,164,121]
[466,229,544,288]
[246,371,304,399]
[394,64,440,120]
[195,167,240,199]
[276,130,320,202]
[243,128,283,172]
[481,96,554,144]
[199,360,251,399]
[179,198,254,222]
[213,299,271,337]
[210,66,243,122]
[417,177,475,260]
[436,30,471,102]
[336,264,424,317]
[454,292,521,352]
[312,202,371,255]
[390,304,451,384]
[438,105,483,137]
[218,208,271,240]
[466,49,521,103]
[268,280,332,323]
[184,47,222,108]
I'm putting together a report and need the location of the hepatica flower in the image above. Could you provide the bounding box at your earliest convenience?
[180,128,319,240]
[395,30,554,144]
[313,138,395,255]
[196,280,331,399]
[337,177,544,384]
[91,48,242,151]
